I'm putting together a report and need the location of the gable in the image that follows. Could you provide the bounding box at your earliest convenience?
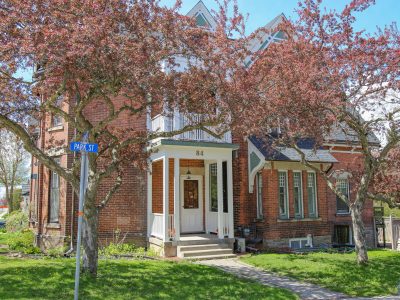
[186,1,217,30]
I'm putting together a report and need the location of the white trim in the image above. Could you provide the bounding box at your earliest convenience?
[180,175,204,233]
[227,158,234,238]
[217,159,224,238]
[163,156,169,241]
[293,170,304,219]
[174,158,180,240]
[147,163,152,238]
[248,138,266,193]
[186,1,218,30]
[307,171,318,218]
[278,170,289,219]
[256,172,263,219]
[289,237,312,249]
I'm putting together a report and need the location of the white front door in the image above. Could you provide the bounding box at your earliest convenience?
[181,176,203,233]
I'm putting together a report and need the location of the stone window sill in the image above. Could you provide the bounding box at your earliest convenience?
[48,125,64,132]
[45,223,61,229]
[254,217,265,222]
[336,212,351,217]
[277,217,322,223]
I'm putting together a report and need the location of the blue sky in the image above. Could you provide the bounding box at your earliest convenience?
[160,0,400,34]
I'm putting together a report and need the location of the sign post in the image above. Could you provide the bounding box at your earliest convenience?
[70,133,98,300]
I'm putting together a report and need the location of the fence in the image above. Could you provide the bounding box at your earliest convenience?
[376,216,400,250]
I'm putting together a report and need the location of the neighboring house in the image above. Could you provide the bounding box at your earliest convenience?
[0,188,8,216]
[29,1,375,256]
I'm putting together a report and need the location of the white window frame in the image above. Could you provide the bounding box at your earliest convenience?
[49,157,61,223]
[307,171,318,218]
[256,172,263,219]
[293,171,304,219]
[336,179,350,214]
[278,170,289,219]
[289,237,311,249]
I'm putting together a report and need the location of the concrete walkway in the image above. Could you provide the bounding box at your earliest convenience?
[199,258,400,300]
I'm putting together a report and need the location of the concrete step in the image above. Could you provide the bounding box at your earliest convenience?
[180,248,234,258]
[177,238,231,246]
[178,244,230,252]
[185,253,237,261]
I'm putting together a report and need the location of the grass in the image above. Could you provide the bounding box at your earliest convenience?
[0,256,298,300]
[0,231,13,246]
[242,249,400,297]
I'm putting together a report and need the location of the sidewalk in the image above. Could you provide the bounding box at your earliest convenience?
[199,258,400,300]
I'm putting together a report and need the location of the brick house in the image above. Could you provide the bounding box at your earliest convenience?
[29,1,376,257]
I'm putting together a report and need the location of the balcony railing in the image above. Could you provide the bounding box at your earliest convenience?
[150,112,232,143]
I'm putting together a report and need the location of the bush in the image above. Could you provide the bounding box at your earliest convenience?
[46,246,67,258]
[7,229,41,254]
[5,211,28,232]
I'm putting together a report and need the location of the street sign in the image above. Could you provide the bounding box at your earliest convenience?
[70,142,98,153]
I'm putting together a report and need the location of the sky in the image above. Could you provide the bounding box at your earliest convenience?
[160,0,400,35]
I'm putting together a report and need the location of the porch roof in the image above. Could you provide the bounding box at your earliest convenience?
[151,139,239,150]
[249,136,338,163]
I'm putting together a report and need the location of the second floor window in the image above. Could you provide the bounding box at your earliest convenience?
[256,172,263,219]
[52,114,63,127]
[293,171,303,218]
[307,172,318,218]
[278,171,289,219]
[49,158,60,223]
[336,179,350,214]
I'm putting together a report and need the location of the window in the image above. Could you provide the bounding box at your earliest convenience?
[256,172,263,219]
[49,158,60,223]
[334,225,352,245]
[210,163,218,212]
[307,172,317,218]
[336,179,350,214]
[51,95,64,127]
[209,162,227,212]
[278,171,289,219]
[293,171,303,218]
[183,180,199,209]
[289,238,310,249]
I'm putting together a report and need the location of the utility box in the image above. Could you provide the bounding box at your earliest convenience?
[236,238,246,253]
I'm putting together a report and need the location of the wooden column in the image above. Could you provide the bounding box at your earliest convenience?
[163,156,169,242]
[174,158,180,241]
[227,158,234,238]
[217,159,224,239]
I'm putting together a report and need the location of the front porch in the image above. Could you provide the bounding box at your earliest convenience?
[147,140,237,257]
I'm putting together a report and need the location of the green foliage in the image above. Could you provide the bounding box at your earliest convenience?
[5,210,28,232]
[0,228,6,233]
[0,257,298,299]
[242,250,400,297]
[6,229,40,254]
[46,246,66,258]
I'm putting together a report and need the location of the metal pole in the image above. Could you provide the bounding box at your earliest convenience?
[74,133,89,300]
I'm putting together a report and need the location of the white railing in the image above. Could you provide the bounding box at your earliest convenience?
[223,213,230,237]
[150,112,232,143]
[150,213,175,240]
[151,213,163,239]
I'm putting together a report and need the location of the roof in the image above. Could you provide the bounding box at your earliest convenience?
[249,136,338,163]
[326,122,381,146]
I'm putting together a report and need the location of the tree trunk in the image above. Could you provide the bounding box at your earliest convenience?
[350,202,369,265]
[82,203,99,276]
[5,185,12,213]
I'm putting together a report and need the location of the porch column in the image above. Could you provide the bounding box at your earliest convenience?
[163,156,169,242]
[147,162,152,238]
[174,158,180,241]
[204,161,210,234]
[217,159,224,239]
[227,158,234,238]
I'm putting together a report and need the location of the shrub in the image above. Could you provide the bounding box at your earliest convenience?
[7,229,41,254]
[47,246,67,258]
[5,211,28,232]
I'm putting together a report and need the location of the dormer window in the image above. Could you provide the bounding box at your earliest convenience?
[195,13,210,27]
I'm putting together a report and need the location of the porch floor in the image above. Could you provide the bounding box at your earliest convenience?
[180,234,219,242]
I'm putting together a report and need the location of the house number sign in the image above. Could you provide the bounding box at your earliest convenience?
[196,150,204,156]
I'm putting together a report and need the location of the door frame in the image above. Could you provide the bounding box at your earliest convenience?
[180,175,204,233]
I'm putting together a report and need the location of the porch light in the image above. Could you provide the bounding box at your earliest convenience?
[186,169,192,179]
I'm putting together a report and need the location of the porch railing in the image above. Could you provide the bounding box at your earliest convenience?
[151,113,231,143]
[150,213,175,240]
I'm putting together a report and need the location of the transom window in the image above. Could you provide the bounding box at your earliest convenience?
[336,179,350,214]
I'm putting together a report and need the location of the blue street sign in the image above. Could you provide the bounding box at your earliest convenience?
[69,142,98,153]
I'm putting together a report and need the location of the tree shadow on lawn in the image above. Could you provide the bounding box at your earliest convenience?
[245,250,400,297]
[0,257,297,300]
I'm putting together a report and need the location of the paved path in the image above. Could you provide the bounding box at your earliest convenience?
[199,258,400,300]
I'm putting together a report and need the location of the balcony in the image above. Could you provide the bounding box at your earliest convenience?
[150,112,232,143]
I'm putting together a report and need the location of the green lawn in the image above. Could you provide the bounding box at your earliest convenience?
[0,232,13,245]
[0,256,297,300]
[242,249,400,297]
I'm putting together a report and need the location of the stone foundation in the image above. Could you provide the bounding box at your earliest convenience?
[263,235,332,250]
